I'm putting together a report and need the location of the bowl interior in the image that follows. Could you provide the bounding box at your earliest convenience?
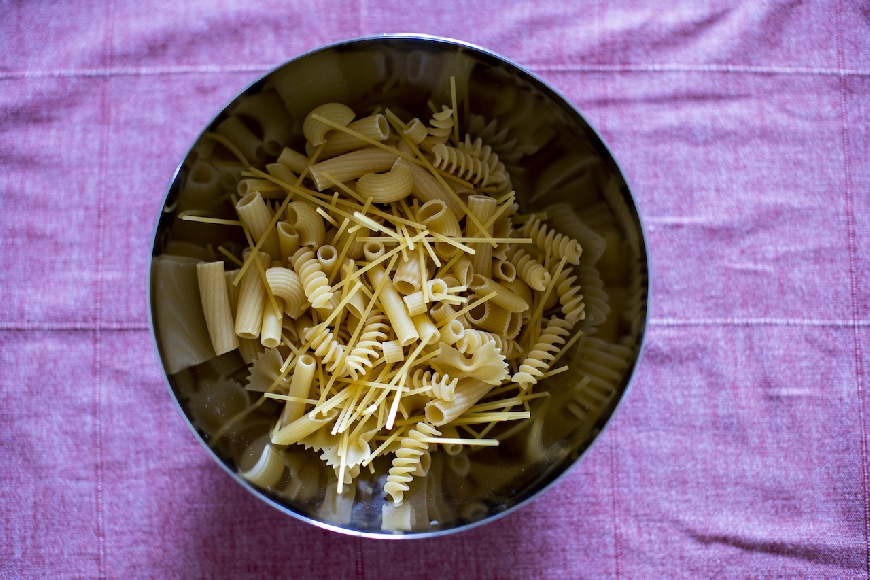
[150,35,648,537]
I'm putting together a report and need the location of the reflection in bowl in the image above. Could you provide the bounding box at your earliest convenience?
[149,35,648,537]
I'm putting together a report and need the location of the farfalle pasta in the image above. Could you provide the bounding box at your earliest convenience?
[183,82,598,527]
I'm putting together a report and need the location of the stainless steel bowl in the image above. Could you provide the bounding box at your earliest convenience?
[149,34,649,537]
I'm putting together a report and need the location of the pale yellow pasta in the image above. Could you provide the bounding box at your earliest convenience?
[465,195,498,279]
[291,247,333,309]
[402,118,428,144]
[465,300,510,335]
[411,313,440,346]
[303,102,355,146]
[224,269,240,320]
[455,329,522,361]
[276,222,300,262]
[237,178,282,197]
[277,147,310,175]
[438,320,465,347]
[520,216,583,265]
[502,277,533,310]
[394,251,425,295]
[450,256,474,286]
[467,274,528,313]
[431,143,508,188]
[235,251,271,339]
[355,161,414,203]
[240,442,285,488]
[381,340,404,364]
[280,353,317,425]
[260,296,283,348]
[316,245,338,279]
[426,279,449,301]
[492,259,516,283]
[266,162,297,186]
[265,266,306,319]
[363,240,385,262]
[316,114,391,159]
[394,158,465,219]
[432,341,508,385]
[309,148,398,191]
[344,312,389,379]
[505,311,523,340]
[505,245,551,292]
[402,291,427,317]
[305,324,346,373]
[181,91,606,513]
[368,265,419,347]
[196,261,239,356]
[424,378,491,426]
[286,201,326,249]
[512,317,573,389]
[272,411,336,446]
[553,267,585,325]
[385,422,440,504]
[416,200,461,258]
[421,106,453,150]
[238,337,263,365]
[235,192,281,260]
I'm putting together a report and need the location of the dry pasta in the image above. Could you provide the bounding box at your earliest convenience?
[179,88,614,526]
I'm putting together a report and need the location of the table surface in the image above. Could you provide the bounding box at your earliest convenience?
[2,1,869,578]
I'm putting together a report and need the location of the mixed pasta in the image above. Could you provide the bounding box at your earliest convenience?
[160,78,641,532]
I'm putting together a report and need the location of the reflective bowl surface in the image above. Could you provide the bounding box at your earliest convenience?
[149,34,649,537]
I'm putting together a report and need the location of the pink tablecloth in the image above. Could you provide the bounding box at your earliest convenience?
[2,1,868,578]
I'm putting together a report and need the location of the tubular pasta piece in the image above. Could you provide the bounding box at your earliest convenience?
[272,411,337,446]
[394,251,425,295]
[236,192,281,260]
[403,291,427,317]
[309,148,398,191]
[277,147,310,175]
[468,274,528,313]
[303,102,355,146]
[260,297,283,348]
[492,259,516,283]
[265,267,307,319]
[317,114,391,159]
[438,320,465,346]
[381,340,404,364]
[196,261,238,356]
[368,264,419,347]
[286,201,326,249]
[355,160,414,203]
[235,251,271,340]
[240,442,285,488]
[402,118,428,144]
[276,222,300,262]
[466,195,497,279]
[280,354,317,425]
[465,300,510,335]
